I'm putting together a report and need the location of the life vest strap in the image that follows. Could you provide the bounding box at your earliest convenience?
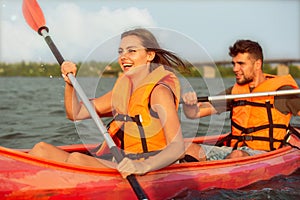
[115,114,140,123]
[232,100,273,108]
[231,135,284,142]
[231,121,287,134]
[265,101,275,150]
[114,113,149,153]
[230,135,285,150]
[125,150,161,160]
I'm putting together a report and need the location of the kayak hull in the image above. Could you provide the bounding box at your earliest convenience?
[0,135,299,200]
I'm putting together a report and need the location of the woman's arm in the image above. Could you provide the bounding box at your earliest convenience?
[61,61,113,121]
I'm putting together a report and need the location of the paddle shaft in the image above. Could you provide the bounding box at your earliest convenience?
[179,89,300,104]
[199,89,300,102]
[39,28,149,200]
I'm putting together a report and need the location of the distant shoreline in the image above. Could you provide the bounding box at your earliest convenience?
[1,61,300,78]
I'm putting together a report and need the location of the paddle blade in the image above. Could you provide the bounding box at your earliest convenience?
[22,0,46,32]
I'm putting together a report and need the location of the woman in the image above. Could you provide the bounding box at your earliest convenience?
[29,28,188,178]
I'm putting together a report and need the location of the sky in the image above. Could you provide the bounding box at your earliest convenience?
[1,0,299,64]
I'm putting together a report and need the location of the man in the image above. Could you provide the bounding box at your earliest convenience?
[183,39,300,161]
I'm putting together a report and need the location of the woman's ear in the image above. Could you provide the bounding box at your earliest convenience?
[147,51,155,62]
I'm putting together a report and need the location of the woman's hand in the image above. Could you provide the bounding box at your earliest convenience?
[117,157,151,178]
[61,61,77,85]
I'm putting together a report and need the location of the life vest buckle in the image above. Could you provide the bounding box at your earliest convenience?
[245,127,255,134]
[243,135,253,141]
[138,115,143,123]
[239,100,247,106]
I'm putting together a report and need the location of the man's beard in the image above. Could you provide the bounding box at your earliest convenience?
[236,76,253,85]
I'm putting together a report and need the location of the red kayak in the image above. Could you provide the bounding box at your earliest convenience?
[0,133,299,200]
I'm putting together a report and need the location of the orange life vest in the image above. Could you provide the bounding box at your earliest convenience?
[107,66,180,155]
[229,74,298,151]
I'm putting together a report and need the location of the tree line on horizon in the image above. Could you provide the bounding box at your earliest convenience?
[1,61,300,78]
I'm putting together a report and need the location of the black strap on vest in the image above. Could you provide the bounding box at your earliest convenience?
[232,100,267,108]
[115,113,148,153]
[265,101,275,150]
[148,83,176,119]
[125,150,161,160]
[229,100,288,150]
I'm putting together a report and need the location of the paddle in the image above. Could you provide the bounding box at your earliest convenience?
[180,89,300,103]
[22,1,149,199]
[198,89,300,102]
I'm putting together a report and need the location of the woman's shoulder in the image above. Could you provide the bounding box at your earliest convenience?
[151,84,176,105]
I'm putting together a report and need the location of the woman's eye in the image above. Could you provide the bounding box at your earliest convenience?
[118,49,136,55]
[128,49,136,53]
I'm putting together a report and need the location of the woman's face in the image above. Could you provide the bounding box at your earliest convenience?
[118,35,154,74]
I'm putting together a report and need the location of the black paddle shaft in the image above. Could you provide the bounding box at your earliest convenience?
[38,26,64,65]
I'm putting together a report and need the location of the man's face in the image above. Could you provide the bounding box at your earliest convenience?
[231,52,257,85]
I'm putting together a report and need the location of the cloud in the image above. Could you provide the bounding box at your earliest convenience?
[1,7,46,63]
[1,2,156,63]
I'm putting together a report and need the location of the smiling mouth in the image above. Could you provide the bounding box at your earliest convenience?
[123,63,133,70]
[235,73,243,78]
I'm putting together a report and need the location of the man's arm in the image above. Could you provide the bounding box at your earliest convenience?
[274,86,300,116]
[182,87,233,119]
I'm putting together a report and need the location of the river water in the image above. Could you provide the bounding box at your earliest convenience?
[0,77,299,199]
